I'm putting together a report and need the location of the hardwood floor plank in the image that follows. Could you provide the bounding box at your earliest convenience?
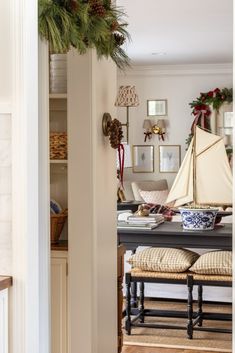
[122,345,222,353]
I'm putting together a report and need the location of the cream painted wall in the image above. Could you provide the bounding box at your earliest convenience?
[118,64,233,302]
[117,64,233,188]
[0,1,12,276]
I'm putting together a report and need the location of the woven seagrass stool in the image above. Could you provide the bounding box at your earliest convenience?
[187,274,232,339]
[125,269,232,339]
[125,270,193,338]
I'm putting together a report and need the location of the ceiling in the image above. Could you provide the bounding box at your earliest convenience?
[117,0,233,65]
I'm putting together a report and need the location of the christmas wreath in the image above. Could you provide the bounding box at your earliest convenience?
[186,87,233,147]
[39,0,130,69]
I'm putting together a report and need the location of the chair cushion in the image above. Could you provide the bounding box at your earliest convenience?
[131,180,168,201]
[189,251,232,275]
[139,189,169,204]
[128,247,199,273]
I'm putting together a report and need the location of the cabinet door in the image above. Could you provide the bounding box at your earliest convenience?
[51,257,67,353]
[0,289,8,353]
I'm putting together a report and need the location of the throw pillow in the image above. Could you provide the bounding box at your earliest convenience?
[128,247,199,273]
[139,189,169,205]
[189,251,232,275]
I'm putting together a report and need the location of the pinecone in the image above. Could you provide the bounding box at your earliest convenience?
[67,0,79,12]
[109,119,123,149]
[89,0,106,17]
[111,20,119,32]
[114,33,125,46]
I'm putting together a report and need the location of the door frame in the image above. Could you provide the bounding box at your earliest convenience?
[11,1,50,353]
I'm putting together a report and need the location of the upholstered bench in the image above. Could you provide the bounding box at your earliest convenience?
[125,269,232,339]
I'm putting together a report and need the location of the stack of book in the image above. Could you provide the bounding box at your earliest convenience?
[117,214,164,230]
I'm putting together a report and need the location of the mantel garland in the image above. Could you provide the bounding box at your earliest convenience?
[39,0,130,69]
[186,87,233,147]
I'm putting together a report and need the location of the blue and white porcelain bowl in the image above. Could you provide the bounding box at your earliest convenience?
[179,208,218,230]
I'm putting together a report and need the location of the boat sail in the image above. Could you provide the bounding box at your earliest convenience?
[167,126,232,207]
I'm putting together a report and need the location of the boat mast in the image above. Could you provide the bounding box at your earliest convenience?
[192,125,197,207]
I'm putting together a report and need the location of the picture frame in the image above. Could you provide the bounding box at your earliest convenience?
[223,112,233,128]
[132,145,154,173]
[147,99,167,116]
[159,145,181,173]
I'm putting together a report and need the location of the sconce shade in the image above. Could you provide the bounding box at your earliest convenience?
[116,143,132,169]
[143,119,152,130]
[115,86,140,107]
[156,119,165,128]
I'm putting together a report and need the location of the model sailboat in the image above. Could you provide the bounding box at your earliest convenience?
[166,126,232,230]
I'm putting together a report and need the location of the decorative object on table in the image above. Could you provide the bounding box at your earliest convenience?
[147,99,167,116]
[102,112,125,185]
[115,85,140,144]
[135,204,150,217]
[39,0,130,69]
[159,145,181,173]
[186,87,233,148]
[50,132,67,159]
[50,54,67,93]
[142,119,152,142]
[152,119,166,141]
[167,126,233,230]
[132,145,154,173]
[51,209,68,244]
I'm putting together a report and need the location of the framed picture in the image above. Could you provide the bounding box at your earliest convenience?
[132,145,154,173]
[223,112,233,128]
[121,125,128,143]
[147,99,167,116]
[159,145,181,173]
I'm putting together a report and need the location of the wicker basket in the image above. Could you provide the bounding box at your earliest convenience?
[50,132,67,160]
[50,209,68,244]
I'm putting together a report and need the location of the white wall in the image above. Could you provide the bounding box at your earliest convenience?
[117,63,233,188]
[0,1,12,275]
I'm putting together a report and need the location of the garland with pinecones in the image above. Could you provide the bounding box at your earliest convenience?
[39,0,130,69]
[186,87,233,147]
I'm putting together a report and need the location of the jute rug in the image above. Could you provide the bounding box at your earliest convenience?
[123,300,232,352]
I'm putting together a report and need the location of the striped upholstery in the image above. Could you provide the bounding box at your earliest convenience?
[190,251,232,275]
[128,247,199,273]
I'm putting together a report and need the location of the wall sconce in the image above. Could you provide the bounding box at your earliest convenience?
[152,119,166,141]
[115,85,139,144]
[143,119,152,142]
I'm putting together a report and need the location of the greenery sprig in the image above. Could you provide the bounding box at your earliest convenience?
[39,0,130,69]
[186,87,233,148]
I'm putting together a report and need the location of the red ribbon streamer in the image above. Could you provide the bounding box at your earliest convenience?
[118,144,125,188]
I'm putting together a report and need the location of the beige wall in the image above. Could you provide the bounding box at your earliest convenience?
[117,64,233,187]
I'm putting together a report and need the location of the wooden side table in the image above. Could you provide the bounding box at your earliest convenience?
[117,245,125,353]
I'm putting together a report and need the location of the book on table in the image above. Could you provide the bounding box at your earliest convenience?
[127,214,164,224]
[117,219,164,230]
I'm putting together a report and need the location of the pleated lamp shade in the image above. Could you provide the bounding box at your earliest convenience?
[115,86,139,107]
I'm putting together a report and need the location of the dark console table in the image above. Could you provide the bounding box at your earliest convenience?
[117,201,142,213]
[117,221,232,251]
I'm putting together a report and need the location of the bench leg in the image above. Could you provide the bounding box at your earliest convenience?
[130,250,138,308]
[187,275,193,339]
[197,284,203,327]
[125,273,131,335]
[139,281,145,323]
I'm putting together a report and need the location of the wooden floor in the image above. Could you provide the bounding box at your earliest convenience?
[122,345,219,353]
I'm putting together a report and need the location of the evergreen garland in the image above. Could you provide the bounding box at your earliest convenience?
[186,87,233,147]
[39,0,130,69]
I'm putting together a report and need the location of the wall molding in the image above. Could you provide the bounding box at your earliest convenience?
[118,63,233,77]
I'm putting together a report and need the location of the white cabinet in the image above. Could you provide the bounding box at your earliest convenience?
[0,289,8,353]
[51,251,68,353]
